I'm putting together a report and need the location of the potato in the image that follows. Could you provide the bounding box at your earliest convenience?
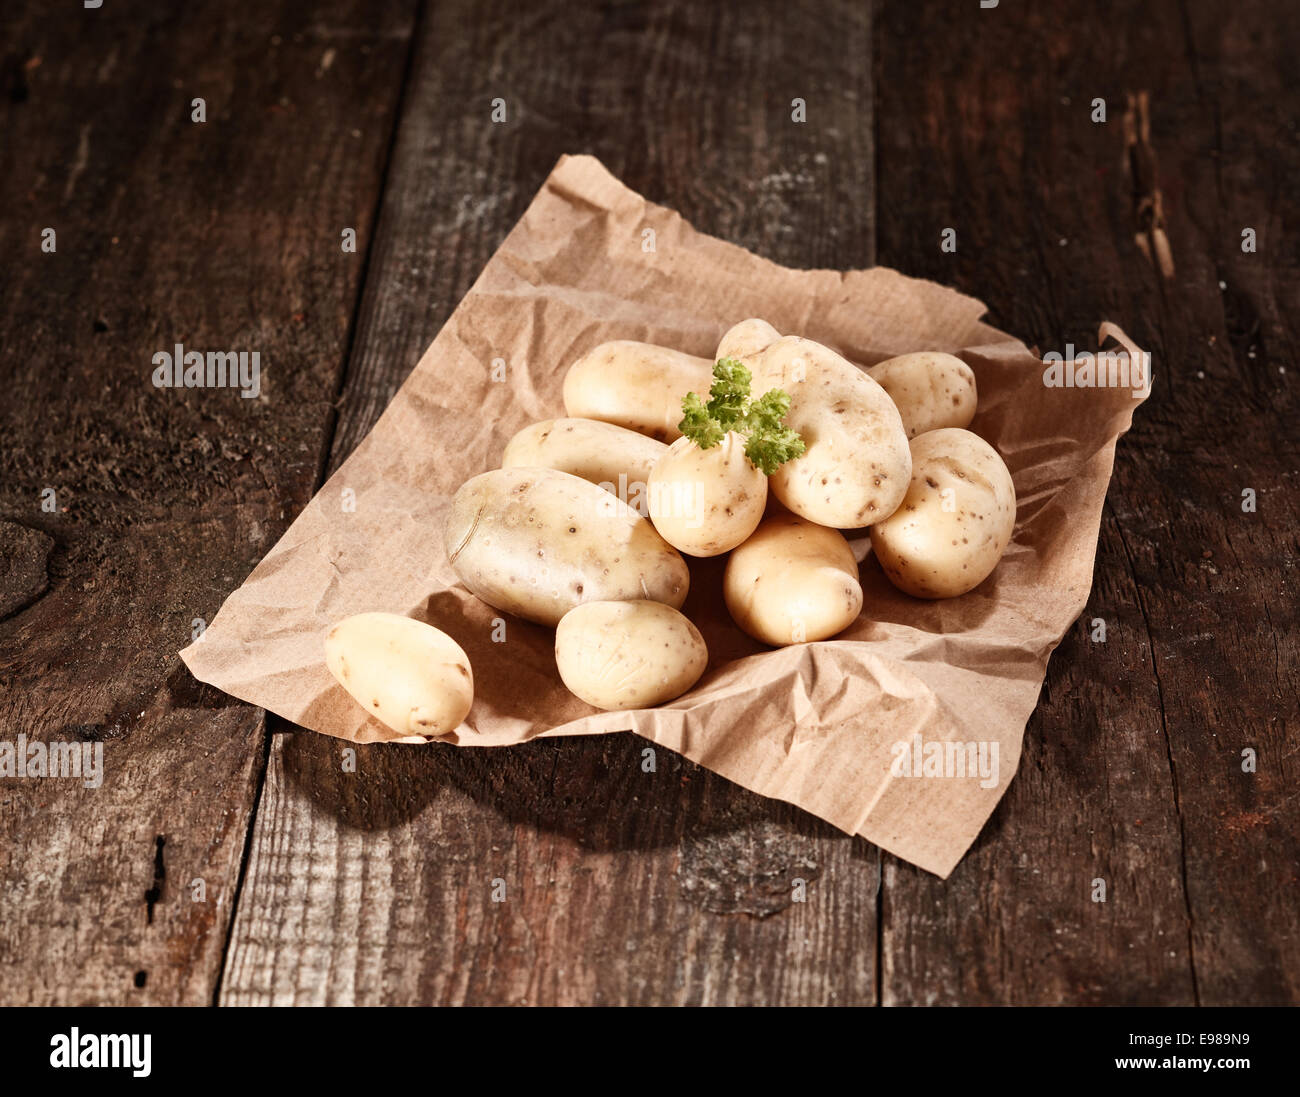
[869,428,1016,599]
[501,418,667,507]
[749,336,911,528]
[723,512,863,646]
[562,341,714,442]
[717,318,780,361]
[324,613,473,740]
[647,432,767,556]
[555,600,707,710]
[444,466,689,627]
[868,352,978,439]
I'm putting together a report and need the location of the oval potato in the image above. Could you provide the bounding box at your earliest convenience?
[501,418,667,501]
[724,512,863,646]
[869,427,1016,599]
[647,432,767,557]
[562,341,713,442]
[324,612,473,740]
[750,336,911,528]
[717,318,780,361]
[868,352,977,439]
[555,600,707,710]
[444,467,689,627]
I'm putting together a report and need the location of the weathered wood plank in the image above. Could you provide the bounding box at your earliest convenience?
[220,0,879,1006]
[874,0,1298,1004]
[0,0,417,1004]
[1133,0,1300,1005]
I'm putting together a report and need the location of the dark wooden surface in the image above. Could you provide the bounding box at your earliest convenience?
[1,0,1295,1006]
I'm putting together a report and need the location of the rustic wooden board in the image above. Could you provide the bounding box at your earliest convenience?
[218,0,881,1006]
[0,0,417,1004]
[874,0,1298,1004]
[4,0,1293,1007]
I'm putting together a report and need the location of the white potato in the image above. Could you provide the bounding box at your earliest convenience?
[868,352,978,439]
[749,336,911,528]
[555,600,708,710]
[444,467,689,627]
[324,612,473,740]
[647,433,767,557]
[723,512,863,646]
[562,341,714,442]
[501,418,667,504]
[717,318,780,361]
[869,427,1016,599]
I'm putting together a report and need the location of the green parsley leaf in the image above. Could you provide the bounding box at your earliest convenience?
[677,358,806,474]
[705,358,752,431]
[678,390,724,448]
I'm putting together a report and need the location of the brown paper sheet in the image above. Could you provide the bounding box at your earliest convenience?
[180,154,1150,877]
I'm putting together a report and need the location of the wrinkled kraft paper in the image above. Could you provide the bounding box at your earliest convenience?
[181,154,1150,877]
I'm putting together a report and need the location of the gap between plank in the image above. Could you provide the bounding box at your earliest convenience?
[1108,502,1202,1005]
[311,0,428,493]
[210,713,273,1006]
[211,0,428,1005]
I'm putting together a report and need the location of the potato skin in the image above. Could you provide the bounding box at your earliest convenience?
[750,336,911,528]
[324,613,473,740]
[501,418,667,504]
[717,318,780,361]
[555,600,708,710]
[647,433,767,557]
[868,352,978,439]
[444,467,689,627]
[562,341,714,442]
[869,428,1016,599]
[723,513,863,646]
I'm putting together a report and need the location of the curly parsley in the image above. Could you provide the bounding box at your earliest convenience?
[677,358,806,475]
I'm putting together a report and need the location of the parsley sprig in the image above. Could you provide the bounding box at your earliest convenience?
[678,358,806,476]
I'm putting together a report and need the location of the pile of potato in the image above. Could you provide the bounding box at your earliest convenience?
[324,320,1017,737]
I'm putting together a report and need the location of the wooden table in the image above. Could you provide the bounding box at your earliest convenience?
[1,0,1295,1006]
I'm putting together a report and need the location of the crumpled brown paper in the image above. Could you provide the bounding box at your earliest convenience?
[180,154,1150,877]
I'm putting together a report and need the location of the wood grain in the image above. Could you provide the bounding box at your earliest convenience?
[0,0,417,1004]
[219,0,880,1006]
[874,0,1298,1004]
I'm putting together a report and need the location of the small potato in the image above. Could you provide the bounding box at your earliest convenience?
[444,467,689,627]
[724,513,863,646]
[647,433,767,557]
[324,612,473,740]
[750,336,912,528]
[562,341,714,442]
[870,428,1016,599]
[501,418,667,503]
[717,318,780,361]
[868,352,978,439]
[555,600,707,710]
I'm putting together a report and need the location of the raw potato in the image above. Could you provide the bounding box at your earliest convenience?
[748,336,912,528]
[868,352,978,439]
[324,612,473,740]
[717,318,780,361]
[501,417,667,500]
[647,432,767,557]
[562,341,713,442]
[555,600,708,710]
[444,466,689,627]
[724,512,863,646]
[870,428,1016,599]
